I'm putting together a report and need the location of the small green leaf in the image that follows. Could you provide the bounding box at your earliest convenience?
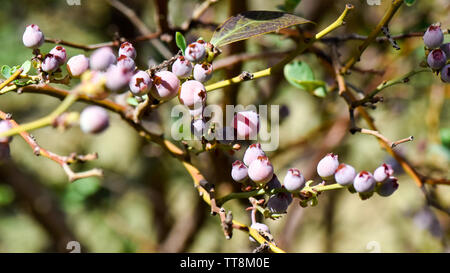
[127,97,139,106]
[210,10,313,47]
[278,0,302,12]
[175,32,187,55]
[440,128,450,149]
[20,60,31,75]
[1,65,11,79]
[404,0,416,6]
[284,61,327,97]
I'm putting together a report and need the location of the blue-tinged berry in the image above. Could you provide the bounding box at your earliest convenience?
[22,24,44,49]
[0,120,13,144]
[266,194,289,214]
[248,155,273,184]
[41,54,60,73]
[117,55,136,72]
[267,174,282,190]
[119,42,136,59]
[67,54,89,77]
[150,71,180,100]
[243,143,265,166]
[179,80,206,109]
[105,65,133,92]
[129,70,152,96]
[283,168,305,191]
[440,43,450,59]
[334,163,356,186]
[80,106,109,134]
[90,47,116,71]
[49,46,67,65]
[233,110,259,140]
[373,163,394,183]
[427,49,447,70]
[185,40,206,62]
[193,63,213,83]
[317,153,339,180]
[172,56,193,78]
[353,171,376,193]
[231,160,248,183]
[440,64,450,83]
[376,176,399,197]
[423,25,444,49]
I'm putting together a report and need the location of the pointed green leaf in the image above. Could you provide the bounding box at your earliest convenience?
[20,60,31,75]
[210,10,313,47]
[1,65,11,79]
[284,61,327,97]
[175,32,187,55]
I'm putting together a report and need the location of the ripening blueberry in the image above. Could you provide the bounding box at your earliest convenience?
[427,49,447,70]
[117,55,136,72]
[41,54,60,73]
[376,176,399,197]
[22,24,44,49]
[0,120,13,144]
[171,56,193,78]
[80,106,109,134]
[0,143,10,161]
[231,160,248,183]
[249,222,270,243]
[89,47,116,71]
[118,42,136,59]
[150,71,180,100]
[184,40,206,62]
[266,194,289,214]
[243,143,265,166]
[67,54,89,77]
[423,25,444,49]
[248,155,274,184]
[179,80,207,109]
[353,171,376,193]
[233,110,259,140]
[334,163,356,186]
[283,168,305,191]
[440,43,450,59]
[49,46,67,65]
[267,174,282,190]
[129,70,152,96]
[317,153,339,180]
[373,163,394,183]
[105,65,133,92]
[193,63,213,83]
[440,64,450,83]
[191,118,205,139]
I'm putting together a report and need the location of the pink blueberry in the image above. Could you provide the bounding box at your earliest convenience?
[67,54,89,77]
[184,40,206,62]
[22,24,44,49]
[233,110,259,140]
[129,70,152,96]
[41,54,60,73]
[353,171,376,193]
[373,163,394,183]
[248,155,274,184]
[193,63,213,82]
[89,47,116,71]
[283,168,305,191]
[105,65,133,92]
[118,42,136,59]
[179,80,206,109]
[79,106,110,134]
[172,56,193,78]
[117,55,136,72]
[231,160,248,183]
[334,163,356,186]
[150,71,180,100]
[317,153,339,180]
[49,46,67,65]
[423,25,444,49]
[243,143,265,166]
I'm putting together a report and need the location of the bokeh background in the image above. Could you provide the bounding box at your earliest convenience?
[0,0,449,252]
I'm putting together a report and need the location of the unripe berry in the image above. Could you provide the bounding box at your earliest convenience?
[283,168,305,191]
[334,163,356,186]
[249,222,270,243]
[41,54,60,73]
[179,80,207,109]
[353,171,376,193]
[233,110,259,140]
[423,25,444,49]
[248,155,274,184]
[89,47,116,71]
[185,40,206,62]
[0,120,13,144]
[129,70,152,96]
[118,42,136,59]
[267,174,281,190]
[49,46,67,65]
[22,24,44,49]
[105,65,133,92]
[117,55,136,72]
[67,54,89,77]
[440,43,450,59]
[193,63,213,83]
[376,176,399,197]
[150,71,180,100]
[231,160,248,183]
[440,64,450,83]
[266,194,289,214]
[317,153,339,180]
[171,56,193,78]
[427,49,447,70]
[373,163,394,183]
[80,106,109,134]
[243,143,265,166]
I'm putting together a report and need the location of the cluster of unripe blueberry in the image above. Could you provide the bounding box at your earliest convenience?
[423,24,450,83]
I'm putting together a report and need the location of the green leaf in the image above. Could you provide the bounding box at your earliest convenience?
[279,0,302,12]
[210,10,313,47]
[175,32,187,55]
[20,60,31,75]
[440,128,450,149]
[283,61,327,97]
[1,65,11,79]
[404,0,416,6]
[127,97,139,106]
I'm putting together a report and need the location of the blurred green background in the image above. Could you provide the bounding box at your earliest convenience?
[0,0,449,252]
